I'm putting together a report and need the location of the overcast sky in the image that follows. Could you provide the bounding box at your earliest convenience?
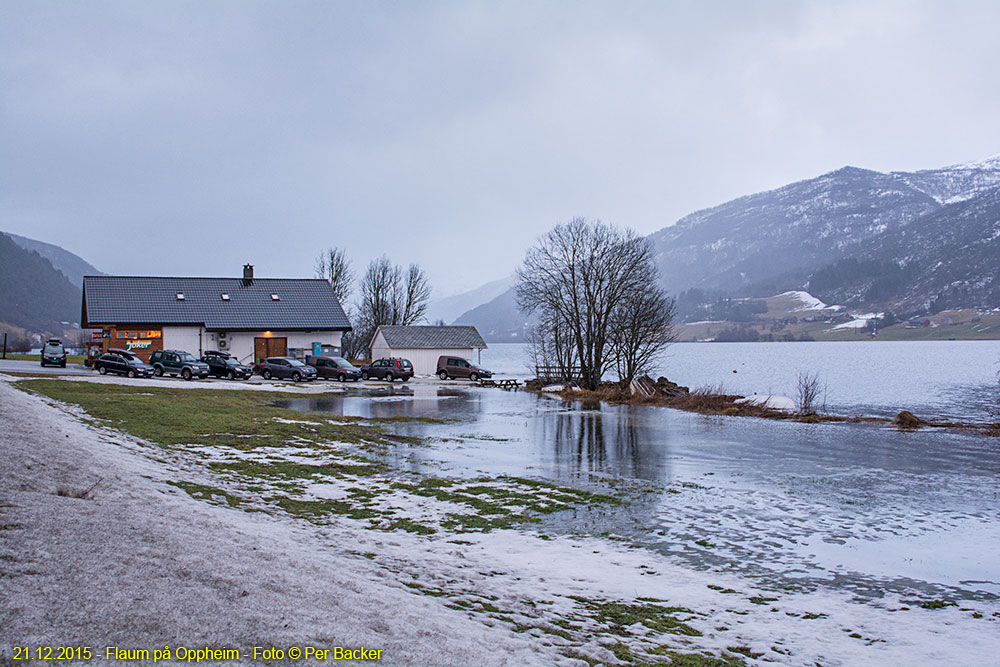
[3,0,999,298]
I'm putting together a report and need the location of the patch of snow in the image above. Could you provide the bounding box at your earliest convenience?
[734,394,796,412]
[777,290,829,311]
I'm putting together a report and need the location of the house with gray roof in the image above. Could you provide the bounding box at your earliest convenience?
[369,325,487,376]
[82,265,351,364]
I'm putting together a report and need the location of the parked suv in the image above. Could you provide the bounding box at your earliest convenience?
[256,357,317,381]
[308,356,362,382]
[149,349,210,380]
[95,349,154,378]
[40,338,67,367]
[360,358,413,382]
[436,356,491,381]
[201,350,253,380]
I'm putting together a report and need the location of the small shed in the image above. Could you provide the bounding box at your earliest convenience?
[369,325,487,376]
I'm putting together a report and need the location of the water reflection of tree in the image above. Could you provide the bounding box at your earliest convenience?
[546,407,665,480]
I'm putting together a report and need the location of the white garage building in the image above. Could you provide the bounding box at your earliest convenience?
[369,325,487,376]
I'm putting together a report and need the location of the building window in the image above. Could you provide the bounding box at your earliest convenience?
[271,294,280,301]
[221,293,230,301]
[176,293,185,300]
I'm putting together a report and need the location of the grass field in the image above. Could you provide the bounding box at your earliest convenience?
[2,353,87,363]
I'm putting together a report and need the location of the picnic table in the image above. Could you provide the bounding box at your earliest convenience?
[478,378,521,391]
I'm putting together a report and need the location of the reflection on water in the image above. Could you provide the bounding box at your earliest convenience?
[279,385,1000,602]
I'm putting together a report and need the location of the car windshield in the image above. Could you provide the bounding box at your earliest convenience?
[399,360,412,367]
[225,358,241,366]
[334,358,354,368]
[178,353,197,362]
[44,343,64,353]
[288,359,306,367]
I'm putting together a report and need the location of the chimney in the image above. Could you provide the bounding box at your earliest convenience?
[243,264,254,280]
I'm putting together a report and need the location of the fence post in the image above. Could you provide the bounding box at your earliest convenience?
[2,332,6,359]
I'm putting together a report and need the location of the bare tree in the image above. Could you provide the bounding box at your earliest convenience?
[516,218,665,390]
[355,256,432,356]
[314,247,354,306]
[400,263,431,325]
[796,371,824,415]
[610,285,676,388]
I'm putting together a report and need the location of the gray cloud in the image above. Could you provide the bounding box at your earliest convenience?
[3,1,999,298]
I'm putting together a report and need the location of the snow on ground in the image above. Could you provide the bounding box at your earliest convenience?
[777,290,829,312]
[2,375,998,666]
[734,394,796,412]
[830,313,881,330]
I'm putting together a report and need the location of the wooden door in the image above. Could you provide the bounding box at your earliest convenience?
[254,337,287,363]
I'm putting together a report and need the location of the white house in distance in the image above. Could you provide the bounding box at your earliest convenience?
[369,325,487,376]
[82,265,352,364]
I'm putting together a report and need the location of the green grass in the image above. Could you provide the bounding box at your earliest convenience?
[4,353,87,363]
[18,380,391,450]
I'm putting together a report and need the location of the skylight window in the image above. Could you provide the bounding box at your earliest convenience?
[271,294,280,301]
[221,293,230,301]
[176,293,185,300]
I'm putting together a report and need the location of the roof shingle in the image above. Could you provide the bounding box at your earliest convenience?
[376,325,486,349]
[83,276,351,331]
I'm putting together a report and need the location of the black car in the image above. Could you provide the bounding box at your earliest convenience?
[40,338,67,367]
[360,358,413,382]
[256,357,318,381]
[201,351,253,380]
[149,349,211,380]
[94,349,155,378]
[308,356,362,381]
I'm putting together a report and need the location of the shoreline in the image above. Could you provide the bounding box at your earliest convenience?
[525,382,1000,437]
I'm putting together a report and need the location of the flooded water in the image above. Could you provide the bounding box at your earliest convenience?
[481,340,1000,422]
[280,377,1000,605]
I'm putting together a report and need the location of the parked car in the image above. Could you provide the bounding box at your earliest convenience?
[308,356,362,381]
[360,358,413,382]
[256,356,318,381]
[94,349,155,378]
[40,338,67,367]
[201,350,253,380]
[149,349,210,380]
[436,356,491,381]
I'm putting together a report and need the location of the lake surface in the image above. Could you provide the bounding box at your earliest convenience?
[280,372,1000,605]
[481,340,1000,422]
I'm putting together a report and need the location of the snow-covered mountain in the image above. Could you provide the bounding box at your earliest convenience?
[455,154,1000,339]
[648,154,1000,310]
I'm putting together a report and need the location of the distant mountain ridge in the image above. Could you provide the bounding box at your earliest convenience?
[5,232,103,288]
[0,232,84,333]
[455,154,1000,340]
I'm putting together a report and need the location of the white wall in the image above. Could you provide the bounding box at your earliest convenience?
[386,347,479,376]
[162,326,203,356]
[203,330,343,364]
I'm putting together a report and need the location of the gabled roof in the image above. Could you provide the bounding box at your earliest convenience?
[375,325,487,349]
[82,276,351,331]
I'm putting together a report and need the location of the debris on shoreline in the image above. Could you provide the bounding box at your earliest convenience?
[524,374,1000,436]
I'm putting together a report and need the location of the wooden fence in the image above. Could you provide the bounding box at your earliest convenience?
[533,365,583,383]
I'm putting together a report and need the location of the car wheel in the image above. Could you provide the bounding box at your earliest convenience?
[292,371,302,382]
[263,369,272,380]
[181,368,192,381]
[385,372,394,382]
[127,369,136,378]
[98,366,107,375]
[470,372,479,382]
[227,370,235,380]
[401,376,410,382]
[61,361,66,368]
[338,374,346,382]
[438,370,449,380]
[154,366,163,377]
[361,371,370,380]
